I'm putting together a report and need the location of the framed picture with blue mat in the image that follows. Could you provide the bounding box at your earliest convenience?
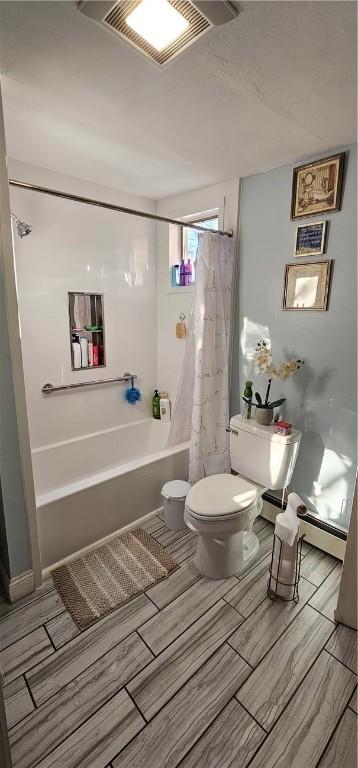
[294,221,327,257]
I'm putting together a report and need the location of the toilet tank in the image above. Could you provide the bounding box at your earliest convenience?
[230,415,302,490]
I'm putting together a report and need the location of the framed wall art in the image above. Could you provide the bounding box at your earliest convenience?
[294,220,327,257]
[291,153,344,220]
[283,260,332,311]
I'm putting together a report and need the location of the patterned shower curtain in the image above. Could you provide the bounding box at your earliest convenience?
[168,231,235,484]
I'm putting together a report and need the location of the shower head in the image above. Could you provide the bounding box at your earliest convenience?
[11,213,32,238]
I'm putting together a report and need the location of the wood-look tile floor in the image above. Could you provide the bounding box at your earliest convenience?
[1,515,357,768]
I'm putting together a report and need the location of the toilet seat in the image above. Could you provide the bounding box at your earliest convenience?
[185,473,259,522]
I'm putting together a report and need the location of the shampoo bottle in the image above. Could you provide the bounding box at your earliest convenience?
[80,337,88,368]
[88,341,94,367]
[184,259,192,286]
[179,257,186,287]
[72,335,81,369]
[159,392,171,422]
[172,265,179,287]
[152,390,161,419]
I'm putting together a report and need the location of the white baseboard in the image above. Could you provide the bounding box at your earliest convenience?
[0,560,34,603]
[262,500,346,561]
[42,506,164,578]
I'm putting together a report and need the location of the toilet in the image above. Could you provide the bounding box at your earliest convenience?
[184,415,302,578]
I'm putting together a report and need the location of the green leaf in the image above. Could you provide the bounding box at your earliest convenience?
[268,398,286,408]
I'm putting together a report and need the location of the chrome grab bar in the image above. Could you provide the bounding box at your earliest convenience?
[41,372,137,395]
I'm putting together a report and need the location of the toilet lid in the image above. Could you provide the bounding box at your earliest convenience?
[186,474,258,518]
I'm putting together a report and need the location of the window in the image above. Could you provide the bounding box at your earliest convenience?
[181,214,219,284]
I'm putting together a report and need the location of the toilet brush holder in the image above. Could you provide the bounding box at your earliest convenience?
[267,532,305,604]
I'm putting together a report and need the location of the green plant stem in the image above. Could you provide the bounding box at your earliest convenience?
[265,379,272,405]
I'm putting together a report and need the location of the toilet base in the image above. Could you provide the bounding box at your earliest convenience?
[195,530,259,579]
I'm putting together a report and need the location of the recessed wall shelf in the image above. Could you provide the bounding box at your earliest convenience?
[68,292,105,371]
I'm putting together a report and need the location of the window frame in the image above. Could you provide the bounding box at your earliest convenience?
[181,211,219,265]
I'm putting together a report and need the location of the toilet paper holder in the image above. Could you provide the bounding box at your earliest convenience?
[267,504,307,604]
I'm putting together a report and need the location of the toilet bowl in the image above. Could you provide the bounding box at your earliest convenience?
[185,415,302,579]
[185,473,263,578]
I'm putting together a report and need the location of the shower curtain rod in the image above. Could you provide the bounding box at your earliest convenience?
[8,179,233,237]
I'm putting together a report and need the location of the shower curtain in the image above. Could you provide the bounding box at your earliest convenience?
[169,232,235,484]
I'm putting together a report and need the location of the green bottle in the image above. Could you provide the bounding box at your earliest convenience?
[152,389,161,419]
[243,381,253,419]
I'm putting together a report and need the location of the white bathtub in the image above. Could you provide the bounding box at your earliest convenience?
[32,419,189,570]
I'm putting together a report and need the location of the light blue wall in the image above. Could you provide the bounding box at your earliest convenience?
[231,145,357,532]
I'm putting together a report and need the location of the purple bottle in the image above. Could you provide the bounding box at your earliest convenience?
[179,257,186,286]
[184,259,192,286]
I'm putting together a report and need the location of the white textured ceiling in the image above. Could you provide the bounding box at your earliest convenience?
[0,0,356,198]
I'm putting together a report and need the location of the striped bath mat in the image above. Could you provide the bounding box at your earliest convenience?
[51,528,178,630]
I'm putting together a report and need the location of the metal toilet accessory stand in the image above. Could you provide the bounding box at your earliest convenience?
[267,494,308,604]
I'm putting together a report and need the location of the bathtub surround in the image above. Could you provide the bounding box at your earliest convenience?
[8,158,158,450]
[231,144,357,533]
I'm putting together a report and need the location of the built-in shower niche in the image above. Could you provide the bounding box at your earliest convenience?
[68,292,105,370]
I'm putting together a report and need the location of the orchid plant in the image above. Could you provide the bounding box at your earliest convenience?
[254,340,304,410]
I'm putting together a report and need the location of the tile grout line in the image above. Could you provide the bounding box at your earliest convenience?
[234,621,339,729]
[222,592,268,622]
[136,592,246,657]
[124,684,149,724]
[23,591,238,711]
[308,602,337,624]
[300,559,339,588]
[22,612,161,709]
[306,560,342,601]
[0,588,57,624]
[43,622,58,652]
[174,695,266,768]
[243,645,354,768]
[225,578,322,670]
[231,603,337,676]
[232,695,268,733]
[324,645,357,676]
[126,637,248,724]
[134,629,155,659]
[0,608,67,653]
[15,602,242,744]
[26,638,242,767]
[23,673,38,712]
[20,678,148,767]
[348,682,357,713]
[143,591,163,612]
[112,681,242,768]
[314,701,356,768]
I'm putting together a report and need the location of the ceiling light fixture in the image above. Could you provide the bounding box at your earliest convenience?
[126,0,189,52]
[78,1,239,67]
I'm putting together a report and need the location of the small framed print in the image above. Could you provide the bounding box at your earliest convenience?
[283,260,332,311]
[291,153,344,220]
[294,221,327,257]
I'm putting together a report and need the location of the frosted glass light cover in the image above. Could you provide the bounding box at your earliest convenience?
[126,0,189,51]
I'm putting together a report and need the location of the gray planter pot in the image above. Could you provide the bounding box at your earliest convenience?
[255,407,273,426]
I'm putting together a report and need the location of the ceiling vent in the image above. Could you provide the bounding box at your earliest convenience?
[78,1,238,67]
